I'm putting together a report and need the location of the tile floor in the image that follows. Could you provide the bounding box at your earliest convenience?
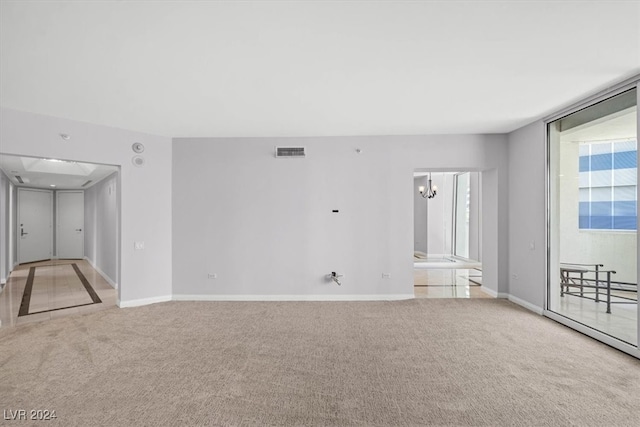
[550,289,637,346]
[414,268,492,299]
[0,259,117,328]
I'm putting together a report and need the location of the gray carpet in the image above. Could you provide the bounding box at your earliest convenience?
[1,299,639,426]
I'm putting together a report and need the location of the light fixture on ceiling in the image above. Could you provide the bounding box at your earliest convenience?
[50,184,56,188]
[45,158,76,164]
[59,133,71,141]
[418,173,438,199]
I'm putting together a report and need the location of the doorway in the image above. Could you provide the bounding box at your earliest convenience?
[547,87,637,347]
[413,170,486,298]
[0,154,120,326]
[57,191,85,259]
[17,188,53,264]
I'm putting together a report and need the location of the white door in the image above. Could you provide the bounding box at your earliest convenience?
[57,191,84,259]
[18,188,53,264]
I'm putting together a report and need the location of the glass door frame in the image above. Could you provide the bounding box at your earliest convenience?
[452,172,471,259]
[544,77,640,359]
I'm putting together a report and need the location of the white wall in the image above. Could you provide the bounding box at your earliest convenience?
[413,176,428,253]
[469,172,482,262]
[172,135,509,298]
[0,170,9,284]
[0,108,172,305]
[0,171,16,284]
[85,172,119,287]
[426,173,454,256]
[414,173,454,256]
[507,120,547,309]
[414,172,481,261]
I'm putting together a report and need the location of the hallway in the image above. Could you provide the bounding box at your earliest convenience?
[0,259,117,327]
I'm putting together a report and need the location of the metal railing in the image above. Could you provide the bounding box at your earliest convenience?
[560,263,637,314]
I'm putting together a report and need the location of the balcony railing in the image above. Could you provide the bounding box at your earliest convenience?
[560,263,637,314]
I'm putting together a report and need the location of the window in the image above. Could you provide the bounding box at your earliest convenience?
[579,139,637,230]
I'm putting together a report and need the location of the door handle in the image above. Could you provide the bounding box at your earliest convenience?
[21,228,28,237]
[75,228,83,232]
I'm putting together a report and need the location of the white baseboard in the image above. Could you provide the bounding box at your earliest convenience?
[172,294,415,302]
[480,286,508,298]
[84,256,118,289]
[508,295,544,315]
[117,295,172,308]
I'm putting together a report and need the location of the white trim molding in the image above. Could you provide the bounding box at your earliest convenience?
[508,295,544,315]
[480,286,508,298]
[172,294,415,302]
[117,295,172,308]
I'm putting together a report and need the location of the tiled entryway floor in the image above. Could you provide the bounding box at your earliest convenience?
[414,268,492,299]
[0,259,117,327]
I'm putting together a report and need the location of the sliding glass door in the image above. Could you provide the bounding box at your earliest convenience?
[548,87,638,346]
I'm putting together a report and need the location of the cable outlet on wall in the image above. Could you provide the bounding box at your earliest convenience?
[134,241,145,250]
[382,273,391,279]
[208,273,218,279]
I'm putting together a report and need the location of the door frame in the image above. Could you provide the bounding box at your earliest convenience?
[452,172,469,259]
[544,78,639,359]
[56,190,84,259]
[17,187,53,264]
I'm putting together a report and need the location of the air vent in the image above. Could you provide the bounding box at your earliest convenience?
[15,175,24,184]
[81,180,93,187]
[275,146,306,158]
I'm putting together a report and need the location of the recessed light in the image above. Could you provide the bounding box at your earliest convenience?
[59,133,71,141]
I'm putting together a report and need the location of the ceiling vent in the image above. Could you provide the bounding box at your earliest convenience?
[15,175,24,184]
[275,146,306,158]
[81,180,93,187]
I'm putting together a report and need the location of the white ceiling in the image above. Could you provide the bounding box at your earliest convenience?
[0,154,119,190]
[1,1,639,138]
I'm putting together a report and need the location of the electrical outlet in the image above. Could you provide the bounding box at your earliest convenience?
[208,273,217,279]
[382,273,391,279]
[512,273,518,280]
[134,241,145,250]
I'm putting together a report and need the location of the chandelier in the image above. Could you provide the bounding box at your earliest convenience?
[418,173,438,199]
